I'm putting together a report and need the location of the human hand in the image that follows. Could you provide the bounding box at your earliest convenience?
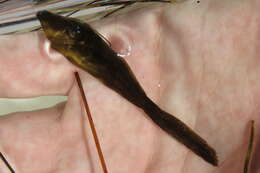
[0,0,259,172]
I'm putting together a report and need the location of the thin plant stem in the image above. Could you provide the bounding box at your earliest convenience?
[0,152,15,173]
[74,72,108,173]
[244,120,255,173]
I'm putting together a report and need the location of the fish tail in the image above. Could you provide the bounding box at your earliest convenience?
[142,98,218,166]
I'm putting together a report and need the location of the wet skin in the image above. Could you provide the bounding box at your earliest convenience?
[0,0,260,172]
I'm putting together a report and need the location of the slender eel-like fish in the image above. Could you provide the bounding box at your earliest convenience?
[37,11,218,166]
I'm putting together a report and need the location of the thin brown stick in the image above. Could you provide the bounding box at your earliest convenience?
[74,72,108,173]
[243,120,255,173]
[0,152,15,173]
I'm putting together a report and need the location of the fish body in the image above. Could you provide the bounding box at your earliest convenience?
[37,11,218,166]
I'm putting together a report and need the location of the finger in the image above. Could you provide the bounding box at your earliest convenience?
[0,103,66,172]
[0,5,159,98]
[0,32,75,98]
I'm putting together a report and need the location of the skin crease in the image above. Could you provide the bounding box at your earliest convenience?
[0,0,260,172]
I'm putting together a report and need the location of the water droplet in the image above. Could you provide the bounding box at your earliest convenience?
[108,34,132,58]
[44,40,63,60]
[117,44,132,57]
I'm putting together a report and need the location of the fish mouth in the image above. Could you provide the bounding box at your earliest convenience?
[36,10,53,22]
[36,10,57,30]
[36,11,67,44]
[37,11,56,39]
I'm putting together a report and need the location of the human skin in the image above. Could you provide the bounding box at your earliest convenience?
[0,0,259,172]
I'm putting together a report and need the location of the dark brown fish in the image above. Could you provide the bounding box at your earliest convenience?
[37,10,218,166]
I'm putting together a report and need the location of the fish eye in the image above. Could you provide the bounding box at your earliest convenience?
[66,25,82,38]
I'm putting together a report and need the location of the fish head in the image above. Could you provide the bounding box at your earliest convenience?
[37,10,109,73]
[36,10,90,49]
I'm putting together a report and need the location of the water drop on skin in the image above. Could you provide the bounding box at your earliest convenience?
[108,35,132,58]
[117,44,131,57]
[44,40,64,60]
[44,40,51,55]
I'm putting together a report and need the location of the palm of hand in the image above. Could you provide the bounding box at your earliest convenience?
[0,0,259,172]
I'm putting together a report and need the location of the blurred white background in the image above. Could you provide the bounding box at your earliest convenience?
[0,96,67,116]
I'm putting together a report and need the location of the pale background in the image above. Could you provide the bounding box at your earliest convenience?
[0,96,67,115]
